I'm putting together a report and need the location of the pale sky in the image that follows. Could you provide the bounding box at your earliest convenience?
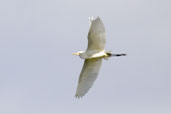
[0,0,171,114]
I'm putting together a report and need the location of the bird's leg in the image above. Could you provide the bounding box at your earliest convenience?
[111,54,126,57]
[106,52,126,57]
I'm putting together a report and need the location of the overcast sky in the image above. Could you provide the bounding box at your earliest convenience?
[0,0,171,114]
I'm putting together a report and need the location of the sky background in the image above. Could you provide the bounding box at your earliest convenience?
[0,0,171,114]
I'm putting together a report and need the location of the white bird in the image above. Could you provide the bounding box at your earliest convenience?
[73,16,126,98]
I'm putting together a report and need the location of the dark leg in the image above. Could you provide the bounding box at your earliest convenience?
[111,54,126,56]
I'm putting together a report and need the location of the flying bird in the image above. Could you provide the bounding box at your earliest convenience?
[73,16,126,98]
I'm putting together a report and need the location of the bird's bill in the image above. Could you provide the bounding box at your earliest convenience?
[72,52,79,55]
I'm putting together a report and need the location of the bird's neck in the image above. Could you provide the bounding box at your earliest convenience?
[79,52,89,59]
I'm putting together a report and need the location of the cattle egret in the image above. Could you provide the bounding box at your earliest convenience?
[73,16,126,98]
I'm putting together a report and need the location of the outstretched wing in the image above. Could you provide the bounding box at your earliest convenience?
[87,17,106,52]
[75,58,102,98]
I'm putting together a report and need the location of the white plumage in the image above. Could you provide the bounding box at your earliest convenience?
[87,17,106,52]
[73,16,126,98]
[73,17,107,98]
[75,58,102,98]
[73,17,108,59]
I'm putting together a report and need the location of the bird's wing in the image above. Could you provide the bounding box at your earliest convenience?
[75,58,102,98]
[87,17,106,52]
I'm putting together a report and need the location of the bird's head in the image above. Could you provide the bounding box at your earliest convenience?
[72,51,85,56]
[72,51,89,59]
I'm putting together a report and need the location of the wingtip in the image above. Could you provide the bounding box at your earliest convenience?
[75,91,87,99]
[74,94,84,99]
[89,16,101,22]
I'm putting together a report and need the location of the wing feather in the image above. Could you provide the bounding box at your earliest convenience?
[87,17,106,52]
[75,58,102,98]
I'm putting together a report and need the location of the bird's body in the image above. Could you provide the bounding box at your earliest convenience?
[75,50,109,59]
[73,16,126,98]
